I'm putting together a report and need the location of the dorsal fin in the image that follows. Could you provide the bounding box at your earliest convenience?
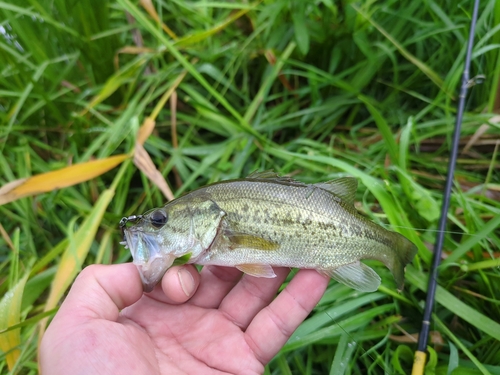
[247,170,281,179]
[246,170,306,186]
[314,177,358,205]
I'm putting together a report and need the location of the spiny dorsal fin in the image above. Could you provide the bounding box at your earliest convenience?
[246,170,306,186]
[314,177,358,205]
[247,170,280,179]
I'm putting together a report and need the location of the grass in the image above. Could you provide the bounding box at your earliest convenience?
[0,0,499,373]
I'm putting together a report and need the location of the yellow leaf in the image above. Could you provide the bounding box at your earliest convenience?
[0,272,29,370]
[0,154,128,206]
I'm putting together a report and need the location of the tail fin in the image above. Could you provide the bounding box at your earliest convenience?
[390,233,418,291]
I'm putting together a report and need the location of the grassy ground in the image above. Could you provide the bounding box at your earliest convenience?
[1,0,499,373]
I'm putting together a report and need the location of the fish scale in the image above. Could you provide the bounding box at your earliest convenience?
[122,172,417,293]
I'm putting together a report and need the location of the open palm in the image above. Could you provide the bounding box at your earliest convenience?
[40,263,329,375]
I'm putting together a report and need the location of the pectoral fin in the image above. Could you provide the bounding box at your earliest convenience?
[224,231,279,251]
[320,261,381,292]
[236,264,277,278]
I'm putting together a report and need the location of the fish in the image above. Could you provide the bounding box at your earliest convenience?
[120,171,418,293]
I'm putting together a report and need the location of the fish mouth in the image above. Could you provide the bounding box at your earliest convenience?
[122,229,175,292]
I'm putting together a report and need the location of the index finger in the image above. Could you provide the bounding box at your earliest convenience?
[244,269,329,365]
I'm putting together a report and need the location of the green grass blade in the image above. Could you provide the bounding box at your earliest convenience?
[352,3,449,96]
[329,333,357,375]
[441,214,500,266]
[406,266,500,340]
[0,271,29,370]
[116,0,262,140]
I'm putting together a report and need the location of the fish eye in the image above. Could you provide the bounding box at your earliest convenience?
[150,210,168,228]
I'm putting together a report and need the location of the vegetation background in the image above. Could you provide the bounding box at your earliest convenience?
[0,0,499,373]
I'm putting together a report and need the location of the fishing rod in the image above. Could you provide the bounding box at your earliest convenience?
[411,1,481,374]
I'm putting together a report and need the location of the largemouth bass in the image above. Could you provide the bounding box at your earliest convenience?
[120,171,417,293]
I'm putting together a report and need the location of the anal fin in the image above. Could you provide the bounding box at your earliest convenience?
[236,264,277,278]
[320,261,381,292]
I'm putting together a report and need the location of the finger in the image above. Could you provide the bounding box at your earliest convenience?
[163,265,200,303]
[144,265,200,304]
[244,269,329,365]
[218,267,290,329]
[55,263,143,323]
[188,265,242,308]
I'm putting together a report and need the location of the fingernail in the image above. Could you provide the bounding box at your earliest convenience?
[178,268,195,297]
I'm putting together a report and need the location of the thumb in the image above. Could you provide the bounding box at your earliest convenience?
[56,263,143,323]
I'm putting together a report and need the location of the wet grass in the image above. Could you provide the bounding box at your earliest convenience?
[1,0,500,373]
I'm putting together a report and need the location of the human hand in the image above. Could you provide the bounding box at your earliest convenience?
[39,263,329,375]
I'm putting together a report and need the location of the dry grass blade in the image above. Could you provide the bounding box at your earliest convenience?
[132,68,190,200]
[114,46,155,70]
[0,154,128,206]
[0,222,15,251]
[136,117,156,146]
[134,144,174,201]
[390,331,445,346]
[265,49,296,93]
[139,0,177,39]
[463,115,500,153]
[134,111,174,202]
